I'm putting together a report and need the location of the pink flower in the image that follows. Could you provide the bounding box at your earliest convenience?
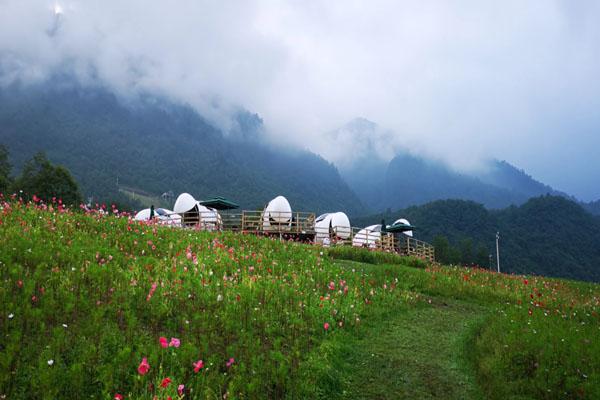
[159,336,168,348]
[323,322,330,331]
[146,282,158,302]
[160,377,172,388]
[114,394,123,400]
[178,384,185,396]
[138,357,150,375]
[226,358,235,368]
[169,337,180,348]
[193,359,204,373]
[328,281,335,290]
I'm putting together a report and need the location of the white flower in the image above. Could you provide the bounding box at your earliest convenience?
[217,294,223,302]
[62,324,68,328]
[47,359,54,366]
[8,313,14,319]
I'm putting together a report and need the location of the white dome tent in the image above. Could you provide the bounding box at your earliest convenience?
[352,224,382,248]
[195,201,221,231]
[134,208,182,225]
[315,212,351,244]
[173,193,221,229]
[262,195,292,231]
[173,193,197,215]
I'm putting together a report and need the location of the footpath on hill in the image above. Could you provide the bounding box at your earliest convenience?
[325,262,488,399]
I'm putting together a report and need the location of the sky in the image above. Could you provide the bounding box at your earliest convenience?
[1,1,599,200]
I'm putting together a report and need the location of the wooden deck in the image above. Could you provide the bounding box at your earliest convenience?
[159,209,435,261]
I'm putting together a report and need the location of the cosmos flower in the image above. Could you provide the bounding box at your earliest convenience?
[138,357,150,375]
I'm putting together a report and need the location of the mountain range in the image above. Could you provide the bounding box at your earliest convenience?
[1,80,599,280]
[332,118,580,213]
[0,81,365,215]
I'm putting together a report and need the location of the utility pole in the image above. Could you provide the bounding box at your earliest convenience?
[495,232,500,273]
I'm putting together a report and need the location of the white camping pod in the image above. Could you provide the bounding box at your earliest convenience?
[134,208,153,221]
[315,213,333,243]
[173,193,197,214]
[393,218,413,237]
[155,208,182,225]
[262,195,292,230]
[352,224,382,248]
[315,212,352,243]
[134,208,181,225]
[331,212,351,239]
[195,201,221,231]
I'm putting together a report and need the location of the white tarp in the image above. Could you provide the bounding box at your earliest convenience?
[352,224,382,248]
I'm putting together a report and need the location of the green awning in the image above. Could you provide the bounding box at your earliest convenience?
[199,197,240,210]
[385,223,415,233]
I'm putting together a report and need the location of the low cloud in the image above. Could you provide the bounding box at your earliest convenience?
[1,1,599,199]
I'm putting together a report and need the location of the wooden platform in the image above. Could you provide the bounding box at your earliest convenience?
[160,209,435,261]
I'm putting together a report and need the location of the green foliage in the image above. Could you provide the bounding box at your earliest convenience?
[354,197,600,282]
[326,246,428,268]
[0,202,402,399]
[11,152,82,205]
[0,144,11,193]
[0,202,599,398]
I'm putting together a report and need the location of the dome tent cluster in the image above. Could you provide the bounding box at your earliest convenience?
[133,193,426,257]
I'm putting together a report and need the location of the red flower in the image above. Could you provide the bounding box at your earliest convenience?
[159,336,168,348]
[137,357,150,375]
[193,359,204,373]
[523,279,529,285]
[115,394,123,400]
[323,322,330,331]
[160,377,172,388]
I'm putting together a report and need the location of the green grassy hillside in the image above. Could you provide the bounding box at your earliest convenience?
[1,200,599,399]
[353,196,600,282]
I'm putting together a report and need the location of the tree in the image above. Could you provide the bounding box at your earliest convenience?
[0,145,11,194]
[433,235,451,264]
[13,152,82,205]
[459,238,474,265]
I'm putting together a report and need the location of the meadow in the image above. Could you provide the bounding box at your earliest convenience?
[0,198,599,399]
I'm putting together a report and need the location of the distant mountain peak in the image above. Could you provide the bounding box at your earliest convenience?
[319,117,398,170]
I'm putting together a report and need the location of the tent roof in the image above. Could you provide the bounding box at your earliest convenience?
[199,197,239,210]
[385,223,416,233]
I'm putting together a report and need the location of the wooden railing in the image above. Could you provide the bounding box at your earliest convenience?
[151,209,435,261]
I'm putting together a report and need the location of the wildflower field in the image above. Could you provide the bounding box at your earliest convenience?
[0,200,599,399]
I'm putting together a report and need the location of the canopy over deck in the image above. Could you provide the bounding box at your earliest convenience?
[385,223,416,233]
[199,197,239,210]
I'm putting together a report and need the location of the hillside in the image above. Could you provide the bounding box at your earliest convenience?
[353,196,600,282]
[584,199,600,216]
[0,81,365,214]
[1,201,598,399]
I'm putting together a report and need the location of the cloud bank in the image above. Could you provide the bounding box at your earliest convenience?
[1,1,599,200]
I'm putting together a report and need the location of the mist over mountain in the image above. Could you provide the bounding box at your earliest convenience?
[331,119,568,212]
[0,81,365,214]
